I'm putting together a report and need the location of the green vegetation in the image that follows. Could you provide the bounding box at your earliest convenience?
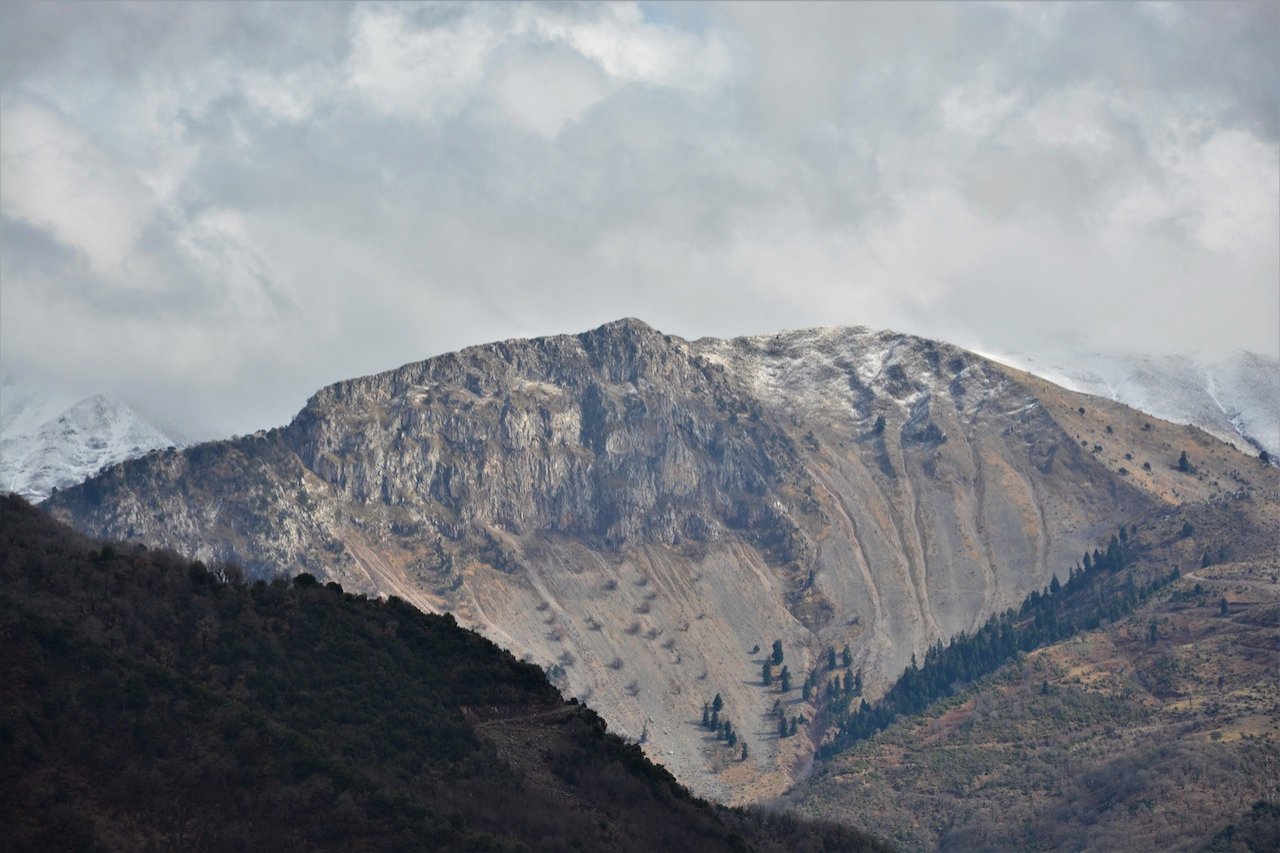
[0,496,886,852]
[820,530,1179,757]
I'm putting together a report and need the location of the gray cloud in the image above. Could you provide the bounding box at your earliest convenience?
[1,1,1276,436]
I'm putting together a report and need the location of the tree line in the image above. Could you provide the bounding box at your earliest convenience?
[818,528,1181,759]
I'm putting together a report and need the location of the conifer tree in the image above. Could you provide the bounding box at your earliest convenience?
[841,645,852,668]
[827,646,837,671]
[771,639,784,666]
[762,661,773,686]
[712,693,723,712]
[780,665,791,693]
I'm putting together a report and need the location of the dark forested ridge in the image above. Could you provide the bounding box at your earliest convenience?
[0,495,886,852]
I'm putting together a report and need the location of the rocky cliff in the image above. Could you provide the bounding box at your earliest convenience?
[46,318,1277,803]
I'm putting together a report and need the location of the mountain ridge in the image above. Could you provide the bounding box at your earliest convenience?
[990,348,1279,460]
[45,318,1278,803]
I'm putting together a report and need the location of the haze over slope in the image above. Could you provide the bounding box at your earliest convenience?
[46,319,1277,803]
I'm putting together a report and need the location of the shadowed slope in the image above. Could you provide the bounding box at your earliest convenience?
[0,495,886,852]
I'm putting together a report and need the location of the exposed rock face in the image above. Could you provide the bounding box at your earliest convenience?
[46,319,1274,803]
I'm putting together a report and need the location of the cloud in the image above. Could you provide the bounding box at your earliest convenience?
[0,100,150,275]
[342,2,728,131]
[0,1,1275,437]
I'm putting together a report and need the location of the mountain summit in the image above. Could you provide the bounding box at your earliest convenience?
[46,319,1278,802]
[1,387,175,501]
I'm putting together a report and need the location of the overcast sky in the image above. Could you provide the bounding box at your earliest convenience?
[2,1,1277,436]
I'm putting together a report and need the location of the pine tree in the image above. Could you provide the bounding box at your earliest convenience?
[779,718,789,739]
[771,639,784,666]
[802,680,812,701]
[789,717,798,736]
[827,646,837,671]
[702,703,709,727]
[841,645,852,668]
[779,666,791,693]
[741,743,749,761]
[762,661,773,685]
[712,693,723,713]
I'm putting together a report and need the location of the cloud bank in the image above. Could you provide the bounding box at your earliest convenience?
[2,1,1276,435]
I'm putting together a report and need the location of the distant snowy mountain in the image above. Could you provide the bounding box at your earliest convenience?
[1,381,176,502]
[990,349,1279,459]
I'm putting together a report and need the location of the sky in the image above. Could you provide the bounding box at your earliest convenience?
[1,1,1277,437]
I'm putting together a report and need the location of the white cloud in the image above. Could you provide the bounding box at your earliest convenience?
[0,100,149,275]
[527,2,729,91]
[345,4,499,122]
[488,46,611,137]
[0,1,1275,436]
[342,2,729,131]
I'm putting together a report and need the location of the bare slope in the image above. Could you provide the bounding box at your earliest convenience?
[45,319,1275,802]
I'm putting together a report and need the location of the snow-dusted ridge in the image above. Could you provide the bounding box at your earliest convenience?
[985,348,1279,459]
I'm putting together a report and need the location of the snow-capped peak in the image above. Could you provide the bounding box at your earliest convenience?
[1,391,176,502]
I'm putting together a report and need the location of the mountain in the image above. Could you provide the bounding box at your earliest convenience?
[779,493,1280,851]
[1,380,176,501]
[45,318,1280,804]
[991,349,1279,460]
[0,495,885,851]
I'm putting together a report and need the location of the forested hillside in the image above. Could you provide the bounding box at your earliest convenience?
[0,495,885,851]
